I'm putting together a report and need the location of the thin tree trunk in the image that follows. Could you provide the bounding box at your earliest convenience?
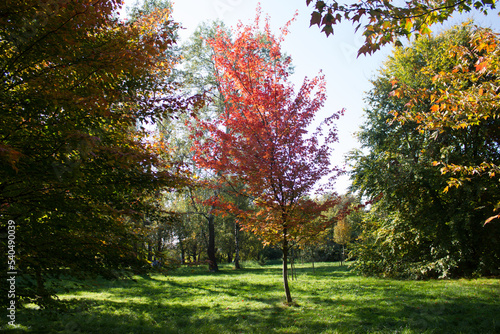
[192,245,197,263]
[34,265,49,304]
[156,227,163,255]
[187,186,218,271]
[207,214,218,272]
[290,248,297,280]
[290,251,295,281]
[178,237,185,264]
[282,228,293,304]
[147,243,153,262]
[234,221,241,269]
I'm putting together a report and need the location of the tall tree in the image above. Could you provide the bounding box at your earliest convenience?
[389,24,500,223]
[177,21,243,272]
[192,9,345,303]
[349,23,500,278]
[333,219,350,266]
[0,0,199,305]
[306,0,498,55]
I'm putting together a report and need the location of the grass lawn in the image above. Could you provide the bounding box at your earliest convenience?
[3,262,499,333]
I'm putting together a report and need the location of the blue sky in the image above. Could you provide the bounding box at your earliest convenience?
[125,0,500,193]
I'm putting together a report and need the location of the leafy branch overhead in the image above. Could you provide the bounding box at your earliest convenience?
[306,0,498,55]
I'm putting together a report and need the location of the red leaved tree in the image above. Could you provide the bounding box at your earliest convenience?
[192,9,345,304]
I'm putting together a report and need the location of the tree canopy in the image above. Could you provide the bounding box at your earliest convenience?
[0,0,200,305]
[191,10,346,303]
[349,23,500,278]
[389,24,500,224]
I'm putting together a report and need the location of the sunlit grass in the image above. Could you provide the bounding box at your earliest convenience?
[4,262,500,333]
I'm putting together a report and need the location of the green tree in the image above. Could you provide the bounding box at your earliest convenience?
[315,194,362,265]
[177,21,245,272]
[0,0,199,305]
[349,23,500,278]
[390,24,500,224]
[157,116,253,270]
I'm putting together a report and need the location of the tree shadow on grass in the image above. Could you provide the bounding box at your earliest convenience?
[99,276,284,308]
[5,264,500,333]
[10,298,210,334]
[296,280,500,334]
[11,295,498,334]
[343,297,498,333]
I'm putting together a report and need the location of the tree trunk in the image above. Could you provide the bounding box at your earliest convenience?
[289,253,295,281]
[341,244,345,266]
[147,243,153,262]
[282,228,293,304]
[34,265,50,305]
[289,247,297,280]
[234,221,241,269]
[156,227,163,254]
[179,238,185,264]
[207,214,218,272]
[192,245,197,263]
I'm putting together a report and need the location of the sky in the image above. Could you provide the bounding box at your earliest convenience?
[124,0,500,194]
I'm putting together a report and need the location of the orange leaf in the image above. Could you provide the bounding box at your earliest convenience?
[430,104,440,112]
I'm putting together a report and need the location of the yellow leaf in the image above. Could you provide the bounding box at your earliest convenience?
[485,214,500,225]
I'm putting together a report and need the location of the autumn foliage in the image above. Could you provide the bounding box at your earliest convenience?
[306,0,497,55]
[349,23,500,278]
[191,9,345,303]
[0,0,199,305]
[389,23,500,223]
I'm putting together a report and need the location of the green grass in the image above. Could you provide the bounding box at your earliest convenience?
[3,262,500,333]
